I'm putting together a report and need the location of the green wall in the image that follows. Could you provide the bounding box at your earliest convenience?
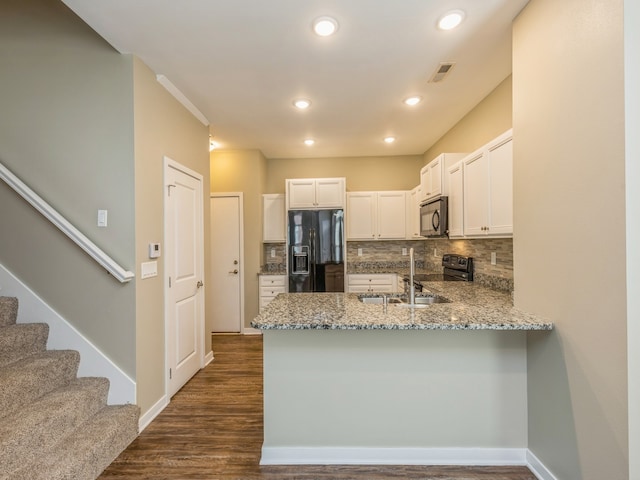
[0,0,136,375]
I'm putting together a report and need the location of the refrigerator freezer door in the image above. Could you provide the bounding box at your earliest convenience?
[288,209,345,292]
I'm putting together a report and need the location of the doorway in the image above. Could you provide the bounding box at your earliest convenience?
[210,193,244,333]
[164,157,205,398]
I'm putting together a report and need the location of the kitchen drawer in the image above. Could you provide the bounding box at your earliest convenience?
[347,274,395,285]
[347,274,396,293]
[259,275,286,287]
[260,286,286,297]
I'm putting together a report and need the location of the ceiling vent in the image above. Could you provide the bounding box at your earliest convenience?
[428,62,456,83]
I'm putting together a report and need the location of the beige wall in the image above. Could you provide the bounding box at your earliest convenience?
[513,1,628,479]
[133,57,210,414]
[210,149,267,328]
[0,0,136,375]
[266,155,423,193]
[423,76,513,164]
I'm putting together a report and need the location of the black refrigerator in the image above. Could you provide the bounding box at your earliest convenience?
[288,209,345,292]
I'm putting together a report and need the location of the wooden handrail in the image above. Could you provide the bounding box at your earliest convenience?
[0,162,134,283]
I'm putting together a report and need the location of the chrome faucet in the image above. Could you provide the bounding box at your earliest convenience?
[409,247,415,306]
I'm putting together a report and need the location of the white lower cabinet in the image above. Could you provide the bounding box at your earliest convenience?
[259,275,286,311]
[347,274,399,293]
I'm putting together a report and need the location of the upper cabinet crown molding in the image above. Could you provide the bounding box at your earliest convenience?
[286,177,345,210]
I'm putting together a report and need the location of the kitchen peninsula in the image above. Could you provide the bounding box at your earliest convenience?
[251,282,551,466]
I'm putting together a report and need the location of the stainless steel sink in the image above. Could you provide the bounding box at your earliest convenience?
[358,296,403,305]
[357,294,450,307]
[411,295,450,305]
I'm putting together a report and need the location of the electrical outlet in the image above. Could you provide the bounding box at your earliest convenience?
[402,248,407,256]
[491,252,497,265]
[357,248,363,256]
[270,248,276,258]
[434,248,438,257]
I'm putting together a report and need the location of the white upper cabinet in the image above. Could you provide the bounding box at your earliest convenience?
[262,194,286,242]
[377,191,407,239]
[462,129,513,237]
[486,134,513,235]
[286,177,345,209]
[419,153,466,203]
[346,192,376,239]
[407,184,422,239]
[446,162,464,238]
[346,191,407,240]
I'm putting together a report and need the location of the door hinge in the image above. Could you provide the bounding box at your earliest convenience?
[169,368,172,379]
[169,277,172,287]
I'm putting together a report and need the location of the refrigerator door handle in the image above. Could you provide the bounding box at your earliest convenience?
[310,228,316,291]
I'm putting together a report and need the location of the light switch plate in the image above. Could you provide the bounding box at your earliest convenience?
[97,209,108,227]
[491,252,497,265]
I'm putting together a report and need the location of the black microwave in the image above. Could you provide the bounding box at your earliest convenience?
[420,196,448,238]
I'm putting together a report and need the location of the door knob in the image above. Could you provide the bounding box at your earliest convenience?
[196,281,204,288]
[229,269,238,274]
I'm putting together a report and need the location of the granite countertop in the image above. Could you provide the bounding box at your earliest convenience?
[251,282,552,331]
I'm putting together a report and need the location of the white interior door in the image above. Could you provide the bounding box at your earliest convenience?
[165,158,204,397]
[210,194,243,333]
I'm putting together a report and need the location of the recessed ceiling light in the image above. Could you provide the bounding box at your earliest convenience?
[293,99,311,109]
[304,139,315,146]
[313,16,339,36]
[438,10,465,30]
[384,136,396,144]
[404,96,422,106]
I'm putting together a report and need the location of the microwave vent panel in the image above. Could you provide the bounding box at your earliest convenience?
[428,62,456,83]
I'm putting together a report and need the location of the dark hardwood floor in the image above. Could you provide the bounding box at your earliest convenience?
[99,334,537,480]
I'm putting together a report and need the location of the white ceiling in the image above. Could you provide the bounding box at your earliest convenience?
[61,0,528,159]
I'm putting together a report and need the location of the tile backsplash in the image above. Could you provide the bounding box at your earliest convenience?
[263,237,514,290]
[423,238,513,277]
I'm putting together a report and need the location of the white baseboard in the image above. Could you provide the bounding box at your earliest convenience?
[242,327,262,335]
[260,447,528,466]
[0,264,136,405]
[204,350,214,366]
[138,394,168,432]
[526,450,558,480]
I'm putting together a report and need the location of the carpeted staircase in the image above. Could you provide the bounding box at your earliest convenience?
[0,296,139,480]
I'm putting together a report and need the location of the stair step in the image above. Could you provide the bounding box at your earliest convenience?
[0,377,110,477]
[0,323,49,367]
[0,350,79,420]
[0,297,18,327]
[9,404,139,480]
